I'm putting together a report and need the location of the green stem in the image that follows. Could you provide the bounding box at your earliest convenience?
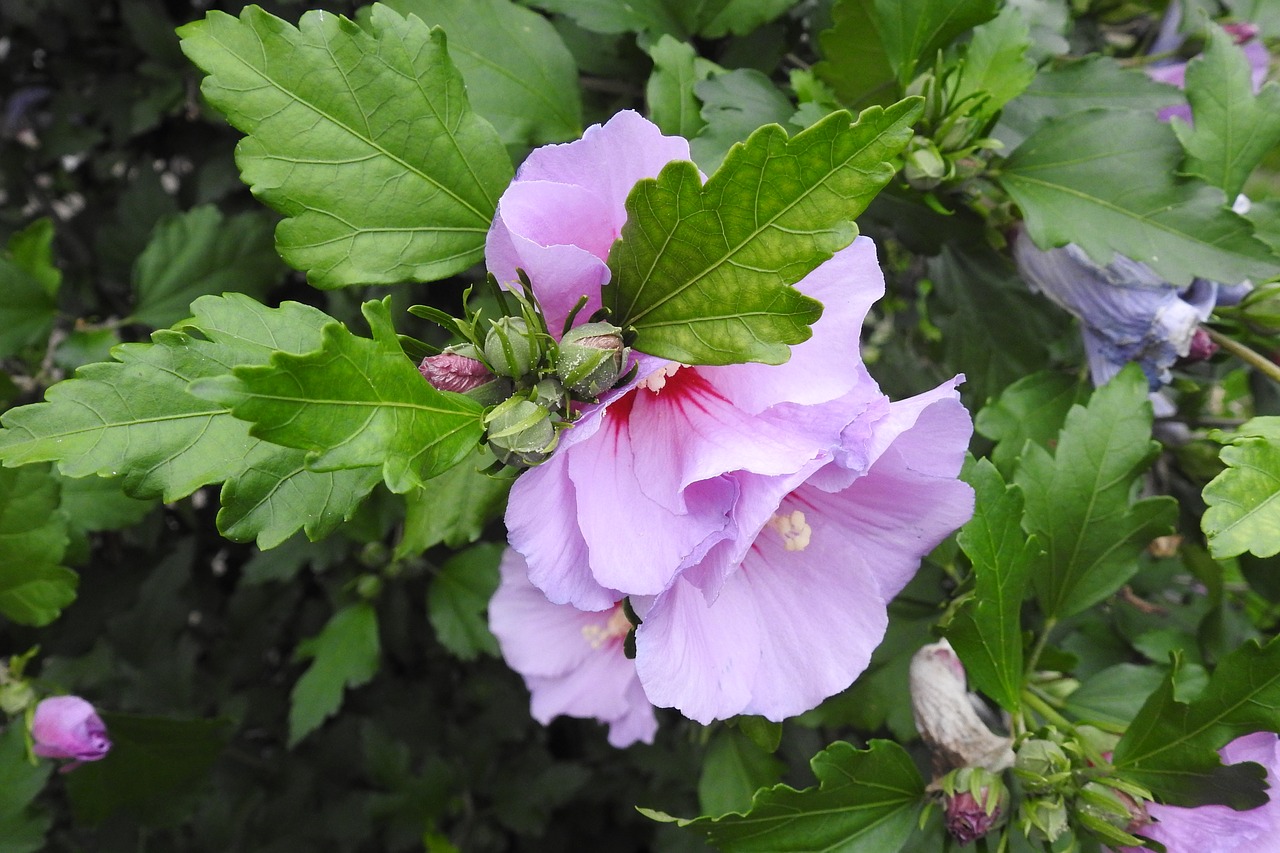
[1023,686,1110,769]
[1024,616,1058,677]
[1204,326,1280,386]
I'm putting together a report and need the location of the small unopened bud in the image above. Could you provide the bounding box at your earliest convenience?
[557,322,626,398]
[484,397,558,468]
[1224,22,1261,44]
[1183,327,1218,363]
[1020,794,1069,843]
[419,345,493,393]
[903,137,949,190]
[31,696,112,769]
[1078,782,1149,834]
[484,317,537,379]
[1015,739,1072,793]
[942,767,1008,845]
[530,377,567,415]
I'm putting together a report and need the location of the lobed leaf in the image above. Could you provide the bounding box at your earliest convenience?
[606,100,921,365]
[1202,417,1280,559]
[645,35,716,140]
[0,220,61,359]
[289,602,381,746]
[427,542,502,661]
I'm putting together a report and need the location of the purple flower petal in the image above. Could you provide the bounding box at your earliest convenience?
[31,696,111,765]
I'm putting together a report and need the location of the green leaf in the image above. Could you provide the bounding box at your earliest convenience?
[194,298,485,494]
[0,464,75,626]
[1015,365,1177,619]
[129,206,284,328]
[1113,638,1280,807]
[528,0,795,39]
[64,714,232,826]
[427,542,502,661]
[1000,109,1276,286]
[647,740,925,851]
[946,457,1036,713]
[55,473,155,534]
[372,0,582,147]
[973,371,1087,478]
[697,728,785,817]
[0,222,61,359]
[289,602,380,745]
[1064,663,1166,728]
[696,0,798,38]
[645,35,716,140]
[689,69,796,172]
[178,5,512,287]
[1202,416,1280,559]
[6,218,61,298]
[0,724,52,853]
[951,4,1036,126]
[816,0,999,108]
[1175,24,1280,199]
[396,448,512,557]
[606,100,921,365]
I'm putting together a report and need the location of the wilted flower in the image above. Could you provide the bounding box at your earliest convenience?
[31,695,111,769]
[910,639,1015,774]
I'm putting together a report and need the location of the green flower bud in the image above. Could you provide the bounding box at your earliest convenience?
[1019,794,1069,843]
[1014,739,1072,793]
[0,679,35,716]
[1077,782,1147,833]
[556,322,626,398]
[903,137,950,190]
[485,396,558,468]
[483,317,538,379]
[531,377,567,415]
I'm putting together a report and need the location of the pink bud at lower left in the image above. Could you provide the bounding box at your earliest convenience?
[31,695,111,769]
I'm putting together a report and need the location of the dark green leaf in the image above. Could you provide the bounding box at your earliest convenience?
[0,464,74,626]
[396,448,512,556]
[689,69,795,172]
[697,729,785,817]
[607,100,921,365]
[1000,110,1276,286]
[947,457,1036,713]
[289,602,380,745]
[428,542,502,661]
[1202,417,1280,559]
[973,371,1087,477]
[1064,663,1167,728]
[529,0,689,38]
[0,221,60,359]
[55,473,155,534]
[951,4,1037,126]
[1015,365,1177,619]
[178,5,512,287]
[0,724,52,853]
[6,218,61,297]
[645,35,715,139]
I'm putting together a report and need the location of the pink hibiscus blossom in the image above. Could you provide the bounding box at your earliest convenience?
[1117,732,1280,853]
[489,110,974,726]
[31,695,111,770]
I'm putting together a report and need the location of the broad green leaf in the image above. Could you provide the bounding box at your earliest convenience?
[1202,417,1280,559]
[0,464,75,627]
[1064,663,1167,728]
[697,729,786,817]
[995,57,1181,148]
[528,0,795,39]
[607,100,921,365]
[689,69,795,172]
[55,472,155,534]
[427,542,502,661]
[194,298,485,494]
[1001,110,1276,286]
[1113,638,1280,807]
[815,0,999,108]
[973,371,1088,477]
[0,295,379,548]
[1015,365,1177,619]
[646,740,924,851]
[289,602,380,745]
[64,714,232,826]
[0,221,61,358]
[178,5,512,287]
[1175,25,1280,199]
[645,35,716,140]
[946,457,1036,713]
[396,448,512,557]
[129,206,284,328]
[0,724,52,853]
[696,0,798,38]
[951,4,1036,126]
[372,0,581,147]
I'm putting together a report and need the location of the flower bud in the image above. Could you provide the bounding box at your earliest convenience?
[419,345,493,393]
[942,767,1008,845]
[1182,327,1218,363]
[1077,781,1149,833]
[1014,738,1072,793]
[1019,794,1069,843]
[903,137,950,190]
[483,317,537,379]
[0,679,35,716]
[556,322,626,398]
[484,396,558,468]
[530,377,567,415]
[31,696,111,768]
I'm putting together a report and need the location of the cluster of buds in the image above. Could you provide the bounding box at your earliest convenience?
[412,273,628,469]
[900,58,1005,195]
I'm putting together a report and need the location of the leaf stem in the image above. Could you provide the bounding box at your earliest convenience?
[1024,616,1058,677]
[1203,326,1280,385]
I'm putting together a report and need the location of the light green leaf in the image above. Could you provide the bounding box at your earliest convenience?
[645,35,716,140]
[947,457,1036,713]
[973,371,1088,478]
[0,221,61,359]
[1202,416,1280,559]
[289,602,380,745]
[952,3,1036,125]
[178,4,512,287]
[647,740,924,851]
[0,724,52,853]
[1001,109,1277,286]
[689,69,795,172]
[194,298,485,494]
[396,448,512,557]
[698,728,786,817]
[428,542,502,661]
[0,464,75,627]
[697,0,798,38]
[1175,24,1280,201]
[1015,365,1177,619]
[372,0,581,147]
[130,206,284,328]
[607,100,921,365]
[6,218,61,298]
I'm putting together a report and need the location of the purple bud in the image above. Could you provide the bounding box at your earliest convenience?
[1223,22,1261,44]
[1183,328,1219,363]
[419,348,494,394]
[31,696,111,768]
[946,789,1002,844]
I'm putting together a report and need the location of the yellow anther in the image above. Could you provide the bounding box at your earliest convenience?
[581,605,633,649]
[766,509,812,552]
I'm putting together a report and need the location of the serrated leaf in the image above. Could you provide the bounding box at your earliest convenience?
[289,602,380,745]
[951,4,1036,125]
[606,100,920,365]
[1000,109,1276,286]
[372,0,581,147]
[1015,365,1177,619]
[0,464,75,626]
[645,35,716,140]
[1202,416,1280,559]
[0,724,53,853]
[1175,24,1280,199]
[396,448,512,557]
[129,206,284,328]
[973,371,1088,477]
[0,222,61,359]
[816,0,999,108]
[689,69,795,172]
[427,542,501,661]
[649,740,924,852]
[698,728,786,817]
[195,298,484,494]
[528,0,794,39]
[178,5,512,287]
[947,457,1036,713]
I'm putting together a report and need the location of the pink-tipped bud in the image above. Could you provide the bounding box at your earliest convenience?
[1223,22,1261,44]
[419,347,495,394]
[1184,328,1219,363]
[31,696,111,769]
[942,768,1008,845]
[947,790,1002,844]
